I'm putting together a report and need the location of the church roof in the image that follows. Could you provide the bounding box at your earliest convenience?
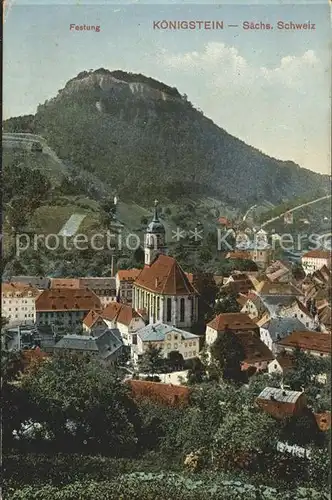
[134,254,198,296]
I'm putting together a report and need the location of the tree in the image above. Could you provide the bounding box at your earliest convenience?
[187,357,206,385]
[214,290,240,315]
[20,352,140,454]
[210,328,245,382]
[138,343,164,376]
[213,407,280,470]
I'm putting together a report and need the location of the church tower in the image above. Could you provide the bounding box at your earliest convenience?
[144,200,167,266]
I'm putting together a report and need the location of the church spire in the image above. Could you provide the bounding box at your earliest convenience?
[153,199,159,222]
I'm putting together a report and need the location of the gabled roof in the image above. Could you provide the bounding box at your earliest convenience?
[134,255,198,296]
[54,329,123,359]
[278,330,331,354]
[35,288,101,312]
[102,301,142,326]
[83,309,105,328]
[260,317,309,342]
[138,323,199,342]
[207,312,258,332]
[257,387,303,404]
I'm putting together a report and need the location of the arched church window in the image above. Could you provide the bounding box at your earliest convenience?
[167,298,172,322]
[180,298,185,322]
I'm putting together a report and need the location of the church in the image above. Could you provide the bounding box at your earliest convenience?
[132,201,199,330]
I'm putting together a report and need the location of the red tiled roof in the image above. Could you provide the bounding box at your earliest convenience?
[117,269,141,281]
[50,279,81,289]
[126,380,190,407]
[2,282,40,297]
[207,313,258,332]
[134,255,198,296]
[278,331,331,354]
[302,250,331,259]
[237,331,274,364]
[83,309,104,328]
[226,251,251,260]
[102,302,141,326]
[35,288,101,312]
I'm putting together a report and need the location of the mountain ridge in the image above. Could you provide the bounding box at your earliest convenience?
[3,68,330,208]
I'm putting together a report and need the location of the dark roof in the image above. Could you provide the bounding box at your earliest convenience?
[3,276,51,289]
[260,317,309,342]
[54,328,123,359]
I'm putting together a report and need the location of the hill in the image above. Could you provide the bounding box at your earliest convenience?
[3,68,330,208]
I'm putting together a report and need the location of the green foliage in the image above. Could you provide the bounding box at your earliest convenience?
[210,329,245,382]
[19,352,140,455]
[138,343,164,376]
[214,290,241,315]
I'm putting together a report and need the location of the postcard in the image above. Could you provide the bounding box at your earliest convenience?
[2,1,331,499]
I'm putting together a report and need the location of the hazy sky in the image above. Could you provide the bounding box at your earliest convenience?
[3,0,331,175]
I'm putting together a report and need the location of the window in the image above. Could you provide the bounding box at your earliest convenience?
[174,335,178,340]
[167,343,171,349]
[180,298,185,322]
[189,342,192,347]
[167,334,172,341]
[184,342,187,347]
[274,364,277,369]
[174,343,178,349]
[167,298,172,322]
[193,351,196,356]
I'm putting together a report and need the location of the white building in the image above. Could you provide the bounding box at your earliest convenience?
[102,302,146,346]
[2,282,40,325]
[301,250,331,275]
[259,316,308,354]
[132,323,200,364]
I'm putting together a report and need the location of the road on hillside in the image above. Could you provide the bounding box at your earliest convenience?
[261,195,332,229]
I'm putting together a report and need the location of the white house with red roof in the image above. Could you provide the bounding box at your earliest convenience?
[101,302,145,346]
[301,250,331,275]
[132,203,199,329]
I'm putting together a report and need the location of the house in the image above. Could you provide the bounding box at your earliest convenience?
[277,330,331,358]
[236,330,274,372]
[259,316,309,354]
[126,380,190,407]
[317,304,331,333]
[241,293,295,320]
[265,261,292,283]
[102,301,146,346]
[133,323,200,364]
[51,277,117,306]
[256,387,307,419]
[278,298,317,330]
[79,277,117,306]
[82,310,108,335]
[35,288,101,332]
[205,312,259,346]
[268,352,295,376]
[3,276,51,290]
[301,250,331,275]
[2,282,40,325]
[116,269,141,303]
[222,273,254,295]
[53,328,124,365]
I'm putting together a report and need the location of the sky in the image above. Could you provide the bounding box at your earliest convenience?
[3,0,331,175]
